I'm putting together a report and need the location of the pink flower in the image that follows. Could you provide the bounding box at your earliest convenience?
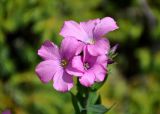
[60,17,118,56]
[35,38,82,92]
[67,48,108,87]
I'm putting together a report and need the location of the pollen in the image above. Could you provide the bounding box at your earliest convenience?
[84,62,90,70]
[61,59,68,67]
[89,39,96,44]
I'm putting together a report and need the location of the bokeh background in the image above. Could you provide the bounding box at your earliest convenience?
[0,0,160,114]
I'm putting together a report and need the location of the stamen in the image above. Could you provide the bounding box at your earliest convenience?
[91,40,96,44]
[90,39,96,44]
[87,39,96,45]
[61,59,68,67]
[84,62,90,70]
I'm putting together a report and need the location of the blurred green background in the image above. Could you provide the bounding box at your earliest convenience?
[0,0,160,114]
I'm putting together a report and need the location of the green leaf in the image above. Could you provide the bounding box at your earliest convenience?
[87,91,101,105]
[95,95,101,104]
[70,92,81,114]
[87,104,109,114]
[77,80,89,95]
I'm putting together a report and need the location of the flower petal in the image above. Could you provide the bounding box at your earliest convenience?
[87,38,110,56]
[60,21,88,43]
[87,45,99,56]
[79,71,95,87]
[94,17,118,38]
[60,37,83,60]
[38,40,60,60]
[83,46,97,66]
[35,60,60,83]
[80,19,100,43]
[72,56,84,72]
[96,55,108,69]
[93,65,107,82]
[95,38,110,55]
[53,69,73,92]
[66,61,83,76]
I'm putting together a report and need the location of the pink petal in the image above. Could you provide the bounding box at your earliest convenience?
[72,56,84,72]
[79,71,95,87]
[87,45,99,56]
[80,19,100,43]
[87,38,110,56]
[96,55,108,69]
[60,37,83,60]
[35,60,61,83]
[95,38,110,55]
[94,17,118,38]
[66,67,83,77]
[53,69,73,92]
[60,21,88,43]
[92,65,107,82]
[83,46,97,62]
[66,61,83,76]
[75,42,85,55]
[38,40,60,60]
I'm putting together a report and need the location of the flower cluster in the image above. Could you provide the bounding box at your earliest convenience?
[35,17,118,92]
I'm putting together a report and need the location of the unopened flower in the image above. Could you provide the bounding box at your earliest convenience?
[60,17,118,56]
[108,44,119,64]
[67,48,108,87]
[35,38,82,92]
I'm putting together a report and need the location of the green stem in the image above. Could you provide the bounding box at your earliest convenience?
[76,80,89,114]
[71,79,108,114]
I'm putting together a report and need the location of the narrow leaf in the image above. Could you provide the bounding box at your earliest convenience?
[87,91,100,105]
[70,92,81,114]
[87,104,109,114]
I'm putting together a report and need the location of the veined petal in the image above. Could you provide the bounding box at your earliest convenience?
[80,19,100,43]
[38,40,60,60]
[53,69,73,92]
[92,65,107,82]
[96,55,108,69]
[66,67,83,77]
[87,45,99,56]
[83,46,97,66]
[60,37,83,60]
[87,38,110,56]
[79,71,95,87]
[60,21,88,43]
[94,17,118,38]
[66,61,83,76]
[95,38,110,55]
[72,56,84,72]
[35,60,61,83]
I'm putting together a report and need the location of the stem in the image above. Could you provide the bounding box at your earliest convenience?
[76,80,89,114]
[71,79,105,114]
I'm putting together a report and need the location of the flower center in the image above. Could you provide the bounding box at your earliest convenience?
[84,62,90,70]
[90,39,96,44]
[61,59,68,67]
[88,39,96,45]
